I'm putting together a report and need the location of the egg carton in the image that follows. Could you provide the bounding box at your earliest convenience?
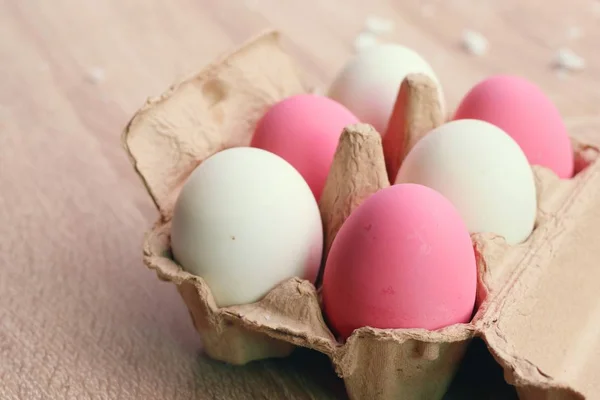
[122,30,600,399]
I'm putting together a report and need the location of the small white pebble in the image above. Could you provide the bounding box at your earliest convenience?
[553,48,586,72]
[566,26,584,40]
[461,30,489,56]
[85,67,106,84]
[264,314,271,321]
[354,31,379,52]
[364,15,394,34]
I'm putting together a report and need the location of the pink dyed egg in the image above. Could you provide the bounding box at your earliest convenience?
[251,94,360,200]
[322,184,477,340]
[454,75,574,178]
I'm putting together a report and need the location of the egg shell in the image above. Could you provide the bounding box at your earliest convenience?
[454,75,574,179]
[328,43,443,134]
[170,147,323,308]
[395,119,537,245]
[251,94,359,200]
[322,183,477,340]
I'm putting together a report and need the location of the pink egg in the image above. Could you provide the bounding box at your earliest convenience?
[251,94,360,200]
[322,184,477,340]
[454,75,574,179]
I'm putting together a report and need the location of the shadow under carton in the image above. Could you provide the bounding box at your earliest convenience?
[122,30,600,400]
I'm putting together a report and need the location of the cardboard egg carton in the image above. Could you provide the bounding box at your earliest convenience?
[122,30,600,399]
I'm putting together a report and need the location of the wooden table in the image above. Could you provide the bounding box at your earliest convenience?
[1,1,598,398]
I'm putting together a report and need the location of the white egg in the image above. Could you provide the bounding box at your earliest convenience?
[394,119,537,245]
[171,147,323,307]
[328,43,444,134]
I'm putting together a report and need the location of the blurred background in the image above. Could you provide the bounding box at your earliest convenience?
[1,0,598,399]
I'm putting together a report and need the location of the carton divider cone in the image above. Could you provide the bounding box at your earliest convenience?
[318,123,389,270]
[382,73,444,182]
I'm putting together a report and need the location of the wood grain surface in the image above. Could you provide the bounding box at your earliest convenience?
[1,0,598,399]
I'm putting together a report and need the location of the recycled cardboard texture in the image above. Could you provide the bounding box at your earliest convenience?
[122,30,600,400]
[382,74,444,182]
[122,30,306,221]
[319,123,389,260]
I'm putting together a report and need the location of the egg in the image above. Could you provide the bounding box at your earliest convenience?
[251,94,360,201]
[395,119,537,245]
[328,43,443,134]
[454,75,574,178]
[322,183,477,340]
[170,147,323,308]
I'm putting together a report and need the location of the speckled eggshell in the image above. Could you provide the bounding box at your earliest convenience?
[454,75,574,179]
[322,183,477,341]
[395,119,537,245]
[328,43,443,135]
[251,94,359,201]
[171,147,323,308]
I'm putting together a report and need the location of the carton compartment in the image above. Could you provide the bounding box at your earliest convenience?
[477,143,600,400]
[123,30,600,399]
